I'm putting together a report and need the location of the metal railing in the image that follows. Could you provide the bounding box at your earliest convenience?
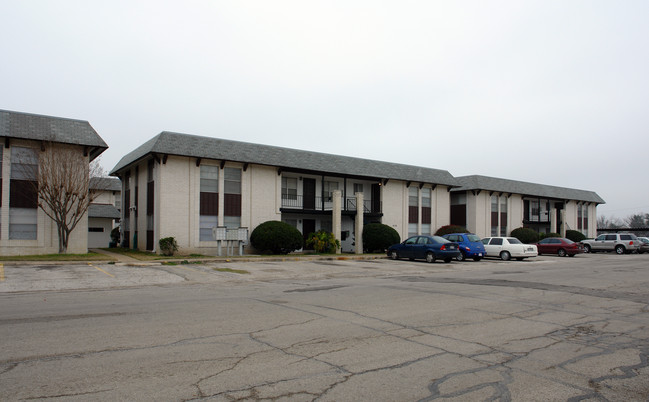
[281,195,381,213]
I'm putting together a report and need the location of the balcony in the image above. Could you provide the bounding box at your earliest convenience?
[281,195,381,214]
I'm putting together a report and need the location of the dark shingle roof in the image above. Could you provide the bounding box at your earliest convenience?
[0,109,107,160]
[88,204,121,219]
[452,175,605,204]
[90,177,121,191]
[110,132,458,186]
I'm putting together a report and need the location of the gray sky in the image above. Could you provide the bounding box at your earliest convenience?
[2,1,648,220]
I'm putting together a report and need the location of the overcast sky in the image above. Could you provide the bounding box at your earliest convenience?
[2,1,648,220]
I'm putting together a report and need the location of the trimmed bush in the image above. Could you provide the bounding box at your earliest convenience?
[250,221,303,255]
[435,225,468,236]
[363,223,400,252]
[510,227,539,244]
[159,237,178,256]
[306,230,340,254]
[539,232,560,240]
[566,229,587,242]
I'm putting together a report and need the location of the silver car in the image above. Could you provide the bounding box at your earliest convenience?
[581,233,641,254]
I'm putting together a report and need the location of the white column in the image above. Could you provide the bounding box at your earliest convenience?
[332,189,342,254]
[355,192,364,254]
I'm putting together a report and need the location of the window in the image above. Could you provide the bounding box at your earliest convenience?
[282,177,297,200]
[500,196,507,236]
[353,183,363,194]
[224,167,241,228]
[421,188,431,234]
[324,181,339,202]
[88,227,105,233]
[583,205,589,237]
[491,195,498,236]
[490,238,503,245]
[200,165,218,240]
[408,187,418,237]
[405,237,417,245]
[10,147,38,240]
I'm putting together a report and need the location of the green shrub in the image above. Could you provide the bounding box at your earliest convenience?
[159,237,178,256]
[306,230,340,254]
[250,221,303,255]
[510,227,539,244]
[539,232,560,240]
[434,225,468,236]
[566,230,587,242]
[363,223,400,252]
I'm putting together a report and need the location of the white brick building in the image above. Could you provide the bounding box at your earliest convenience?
[0,110,108,255]
[110,133,605,255]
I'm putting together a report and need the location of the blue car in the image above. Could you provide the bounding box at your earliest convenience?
[387,235,460,263]
[442,233,486,261]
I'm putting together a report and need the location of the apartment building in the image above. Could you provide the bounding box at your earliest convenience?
[450,175,604,238]
[109,132,458,254]
[0,109,108,255]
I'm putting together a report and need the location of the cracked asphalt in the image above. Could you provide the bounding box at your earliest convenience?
[0,253,647,401]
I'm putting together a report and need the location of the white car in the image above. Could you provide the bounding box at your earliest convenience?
[481,237,538,261]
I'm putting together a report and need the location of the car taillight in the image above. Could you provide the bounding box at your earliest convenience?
[465,246,471,251]
[630,241,634,245]
[440,245,446,250]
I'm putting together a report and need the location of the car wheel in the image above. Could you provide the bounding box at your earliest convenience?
[426,252,436,263]
[456,252,465,262]
[615,245,625,255]
[584,244,591,253]
[557,248,567,257]
[390,250,399,260]
[444,258,452,263]
[638,250,644,254]
[472,256,482,261]
[500,251,511,261]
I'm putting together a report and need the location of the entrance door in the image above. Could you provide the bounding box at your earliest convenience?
[303,178,316,210]
[371,183,381,213]
[303,219,316,249]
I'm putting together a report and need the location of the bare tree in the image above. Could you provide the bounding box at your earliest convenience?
[23,143,107,253]
[597,215,622,229]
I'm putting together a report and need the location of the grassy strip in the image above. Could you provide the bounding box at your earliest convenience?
[214,267,250,274]
[102,248,207,261]
[0,252,112,262]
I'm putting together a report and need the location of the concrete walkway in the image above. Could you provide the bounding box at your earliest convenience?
[89,248,140,263]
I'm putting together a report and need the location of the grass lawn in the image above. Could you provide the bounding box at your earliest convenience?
[103,248,208,261]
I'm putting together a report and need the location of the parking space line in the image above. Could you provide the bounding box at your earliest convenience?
[88,263,115,278]
[0,263,4,282]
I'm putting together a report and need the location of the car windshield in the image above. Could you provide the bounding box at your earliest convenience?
[467,234,481,242]
[432,236,449,243]
[507,238,522,244]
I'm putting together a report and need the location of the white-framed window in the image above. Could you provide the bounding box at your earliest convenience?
[324,181,339,202]
[282,177,298,200]
[10,147,38,240]
[199,165,219,241]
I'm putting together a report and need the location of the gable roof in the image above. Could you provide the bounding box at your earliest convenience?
[110,132,459,186]
[0,109,108,160]
[88,204,121,219]
[452,175,605,204]
[90,177,121,191]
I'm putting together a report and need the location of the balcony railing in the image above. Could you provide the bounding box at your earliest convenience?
[281,195,381,213]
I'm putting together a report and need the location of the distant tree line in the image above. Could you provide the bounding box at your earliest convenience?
[597,213,649,236]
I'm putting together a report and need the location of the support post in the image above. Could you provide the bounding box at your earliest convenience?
[355,192,364,254]
[332,190,342,254]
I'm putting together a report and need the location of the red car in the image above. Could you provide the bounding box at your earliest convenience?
[535,237,584,257]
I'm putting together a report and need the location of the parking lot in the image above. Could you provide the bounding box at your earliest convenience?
[1,253,648,401]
